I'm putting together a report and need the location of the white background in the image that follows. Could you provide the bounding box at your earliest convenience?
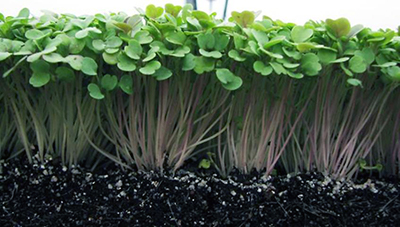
[2,0,399,30]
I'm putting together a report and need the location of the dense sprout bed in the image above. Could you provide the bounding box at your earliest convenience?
[1,156,400,226]
[0,4,400,182]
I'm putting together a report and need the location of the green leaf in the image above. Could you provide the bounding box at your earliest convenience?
[125,40,142,60]
[146,4,164,19]
[126,15,143,32]
[30,59,48,72]
[186,17,202,30]
[199,49,222,59]
[101,74,118,91]
[264,36,285,49]
[194,56,215,74]
[296,42,318,52]
[75,29,89,39]
[44,38,62,49]
[117,53,137,72]
[150,41,172,55]
[197,33,215,50]
[233,34,245,49]
[183,53,196,71]
[25,29,45,40]
[192,10,210,21]
[65,55,84,70]
[102,53,119,65]
[373,62,397,68]
[113,22,132,33]
[198,159,211,169]
[105,48,119,54]
[42,53,65,63]
[165,3,182,17]
[139,60,161,75]
[347,78,362,87]
[283,62,300,68]
[92,39,106,51]
[17,8,30,18]
[214,33,230,51]
[244,40,259,55]
[119,75,133,94]
[287,71,304,79]
[354,47,375,65]
[153,66,172,81]
[42,46,57,55]
[134,31,153,44]
[330,57,349,63]
[143,49,157,62]
[69,38,85,54]
[56,67,75,82]
[340,62,353,76]
[251,30,269,46]
[230,11,254,28]
[81,57,98,76]
[349,55,367,73]
[166,31,186,45]
[0,52,12,61]
[74,27,101,39]
[282,47,301,60]
[318,49,337,64]
[170,46,190,57]
[253,61,273,76]
[291,26,313,43]
[301,53,321,76]
[216,68,243,90]
[260,48,283,59]
[87,83,104,99]
[29,60,51,87]
[347,24,364,38]
[105,36,123,48]
[27,46,57,63]
[228,50,246,62]
[326,18,351,38]
[270,62,287,75]
[387,66,400,81]
[71,16,94,29]
[27,52,43,63]
[29,71,51,87]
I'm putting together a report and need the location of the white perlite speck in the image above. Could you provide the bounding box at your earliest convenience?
[115,180,123,187]
[51,176,58,182]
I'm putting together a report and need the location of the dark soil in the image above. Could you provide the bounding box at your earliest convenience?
[1,156,400,227]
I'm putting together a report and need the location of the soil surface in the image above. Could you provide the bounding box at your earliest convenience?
[1,156,400,226]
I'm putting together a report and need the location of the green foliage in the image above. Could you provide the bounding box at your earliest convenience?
[0,6,398,94]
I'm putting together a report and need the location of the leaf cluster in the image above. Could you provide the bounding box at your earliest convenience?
[0,6,399,99]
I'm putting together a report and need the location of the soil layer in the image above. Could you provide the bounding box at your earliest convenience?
[1,156,400,226]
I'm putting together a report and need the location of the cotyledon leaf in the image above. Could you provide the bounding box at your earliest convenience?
[87,83,104,99]
[81,57,98,76]
[139,60,161,75]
